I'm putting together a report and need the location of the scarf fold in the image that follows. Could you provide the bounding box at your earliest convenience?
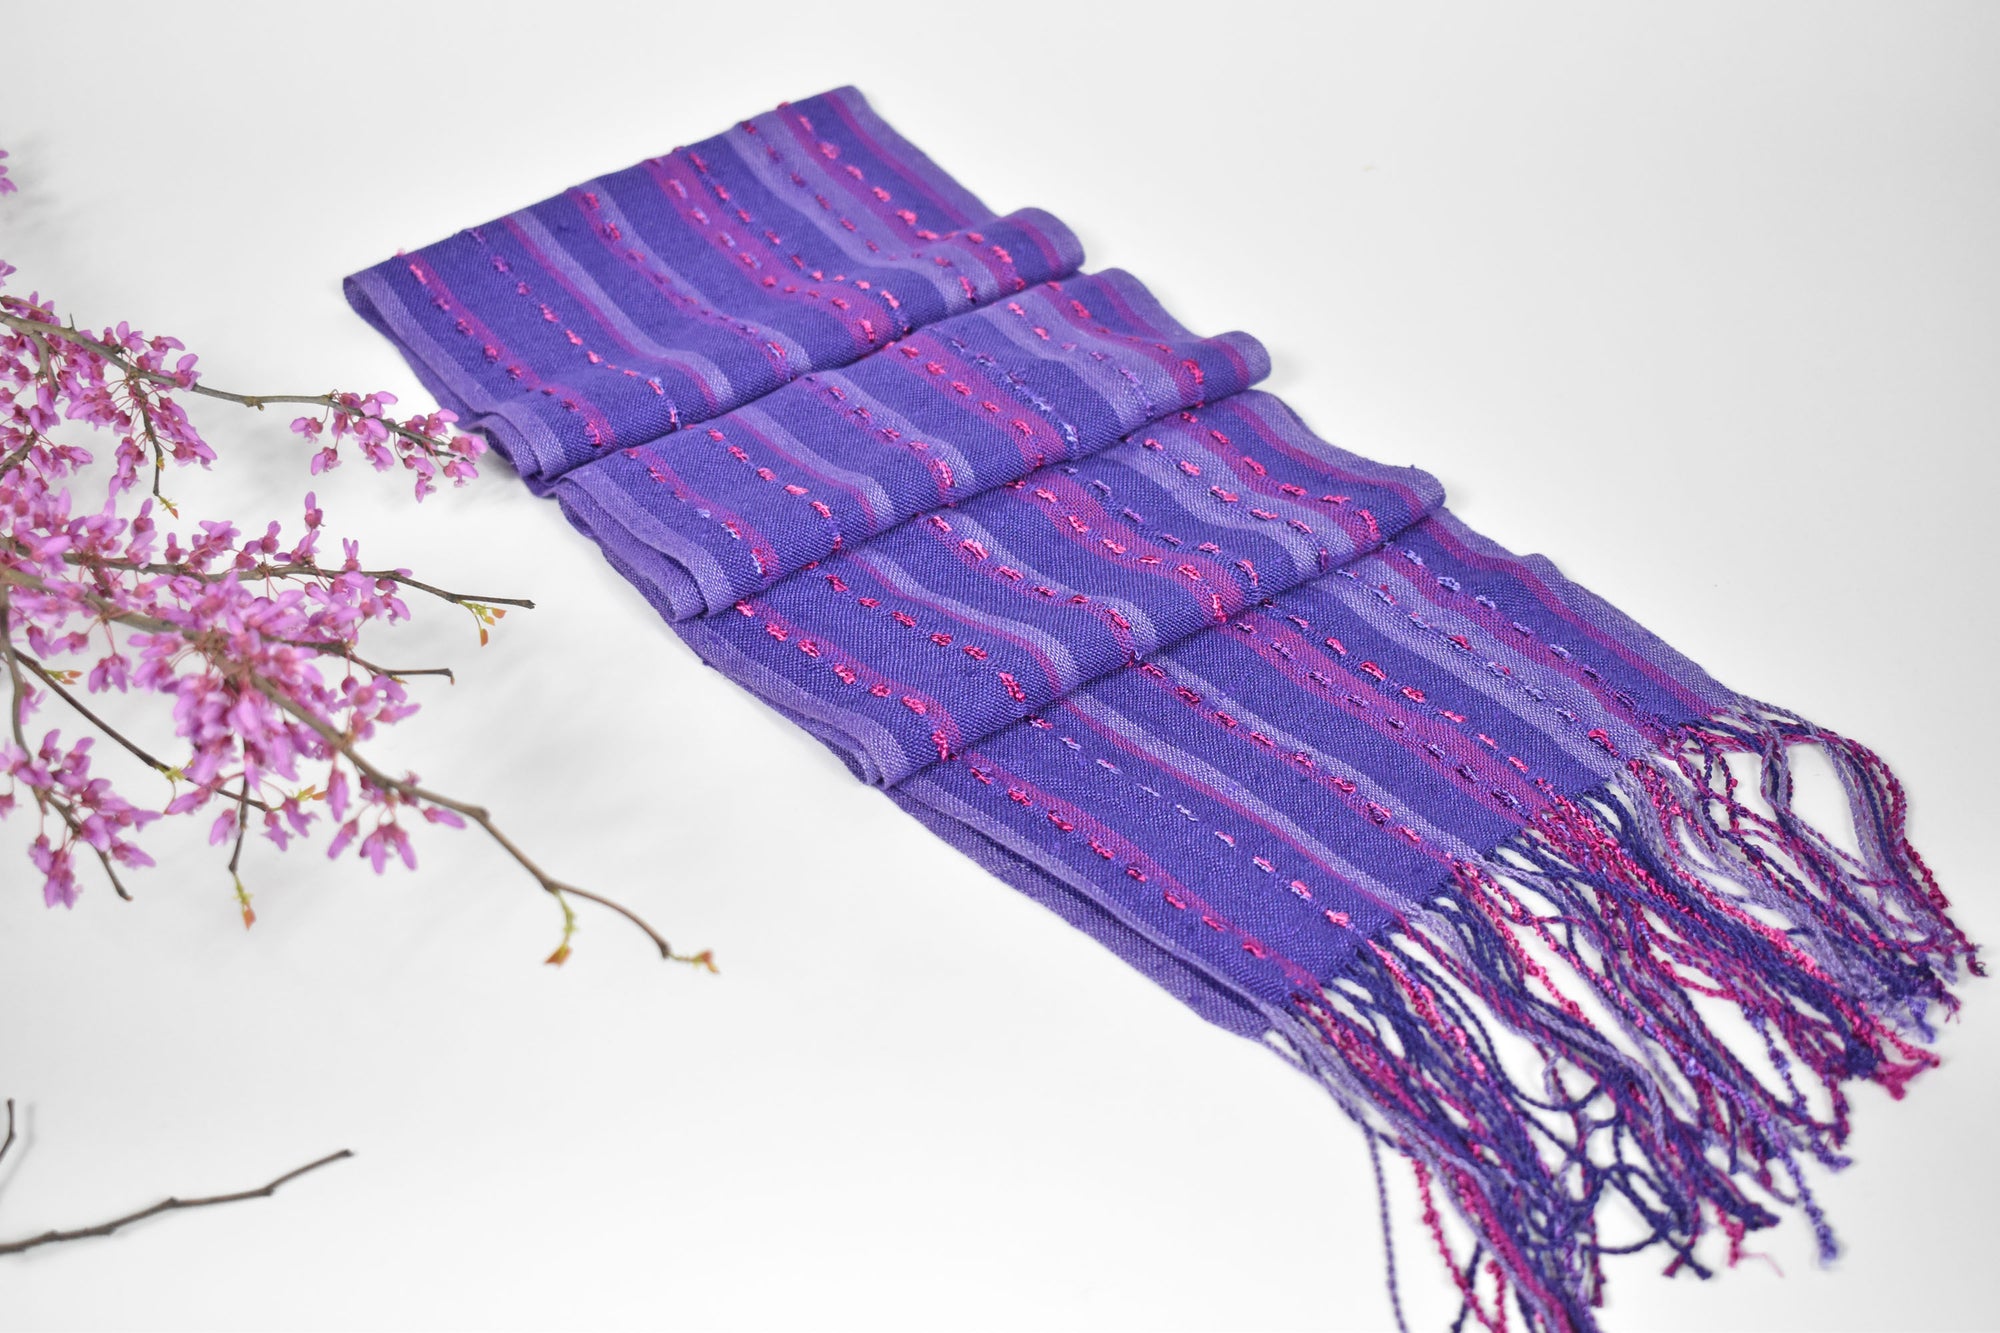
[347,86,1976,1332]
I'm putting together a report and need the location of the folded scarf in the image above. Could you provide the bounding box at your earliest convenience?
[346,87,1977,1332]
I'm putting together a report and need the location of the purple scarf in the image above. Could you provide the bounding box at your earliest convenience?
[346,87,1976,1332]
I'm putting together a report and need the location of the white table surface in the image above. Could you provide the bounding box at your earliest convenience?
[1,3,1995,1329]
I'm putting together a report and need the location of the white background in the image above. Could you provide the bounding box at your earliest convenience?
[1,3,1996,1329]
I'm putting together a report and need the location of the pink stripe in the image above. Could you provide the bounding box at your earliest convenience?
[893,523,1091,699]
[736,598,966,758]
[565,184,798,394]
[884,330,1072,469]
[498,215,727,408]
[958,748,1323,992]
[1382,526,1711,722]
[813,92,981,228]
[641,153,896,350]
[1242,614,1551,816]
[628,448,783,588]
[716,411,887,534]
[843,550,1075,703]
[1009,473,1248,624]
[1060,687,1460,901]
[1177,415,1396,555]
[1213,396,1441,521]
[769,106,1019,297]
[402,254,617,451]
[1059,277,1234,401]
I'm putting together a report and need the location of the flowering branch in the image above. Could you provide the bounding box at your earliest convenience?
[0,1098,354,1257]
[0,309,490,502]
[0,254,713,970]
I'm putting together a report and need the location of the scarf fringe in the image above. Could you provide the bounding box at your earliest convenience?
[1267,697,1977,1333]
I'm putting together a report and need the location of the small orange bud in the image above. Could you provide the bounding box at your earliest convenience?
[544,944,571,966]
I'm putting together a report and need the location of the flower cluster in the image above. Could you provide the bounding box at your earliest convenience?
[293,392,482,501]
[0,174,703,968]
[0,267,500,924]
[0,244,496,904]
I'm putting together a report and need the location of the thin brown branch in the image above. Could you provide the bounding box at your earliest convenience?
[0,565,181,636]
[17,654,171,771]
[16,319,57,386]
[54,550,535,612]
[13,651,254,798]
[39,785,132,901]
[0,308,459,459]
[0,588,29,750]
[1,311,699,967]
[349,658,455,682]
[0,1099,14,1169]
[6,567,456,695]
[291,643,455,683]
[246,676,701,967]
[0,435,38,477]
[351,570,532,611]
[0,1145,353,1256]
[0,566,699,966]
[225,782,251,877]
[126,374,170,501]
[0,580,193,898]
[0,593,125,896]
[11,545,480,685]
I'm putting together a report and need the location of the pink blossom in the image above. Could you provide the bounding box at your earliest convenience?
[2,255,494,916]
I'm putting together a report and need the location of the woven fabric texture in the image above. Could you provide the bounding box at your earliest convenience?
[348,87,1976,1333]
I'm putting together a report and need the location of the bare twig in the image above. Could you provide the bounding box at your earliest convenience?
[0,1142,353,1257]
[350,570,532,611]
[246,675,704,967]
[127,376,171,501]
[225,778,255,927]
[225,782,251,877]
[289,642,456,683]
[342,657,454,682]
[0,1099,14,1169]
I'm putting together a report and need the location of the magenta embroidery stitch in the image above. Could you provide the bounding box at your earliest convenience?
[344,87,1978,1332]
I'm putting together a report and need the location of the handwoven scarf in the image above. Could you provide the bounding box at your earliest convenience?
[346,87,1976,1331]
